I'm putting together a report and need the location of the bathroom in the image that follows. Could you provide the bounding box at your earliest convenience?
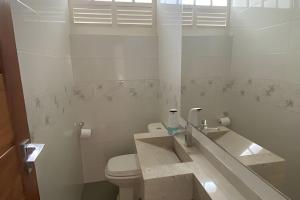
[0,0,299,199]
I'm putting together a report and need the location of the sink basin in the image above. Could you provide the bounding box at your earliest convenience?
[136,136,192,168]
[143,172,211,200]
[135,135,203,200]
[201,127,230,140]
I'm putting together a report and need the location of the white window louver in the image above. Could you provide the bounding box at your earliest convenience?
[182,7,193,26]
[116,6,152,26]
[183,6,227,27]
[73,6,113,24]
[72,2,153,27]
[196,6,227,27]
[182,0,228,28]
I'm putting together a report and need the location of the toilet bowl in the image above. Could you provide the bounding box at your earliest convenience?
[105,154,141,200]
[105,123,166,200]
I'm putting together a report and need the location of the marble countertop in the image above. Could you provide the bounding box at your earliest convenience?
[134,131,247,200]
[203,128,285,166]
[134,123,289,200]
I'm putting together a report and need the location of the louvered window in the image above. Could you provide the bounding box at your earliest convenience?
[73,6,113,24]
[71,0,154,26]
[232,0,291,8]
[182,0,228,28]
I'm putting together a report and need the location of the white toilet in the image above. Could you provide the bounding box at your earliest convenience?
[105,123,167,200]
[105,154,141,200]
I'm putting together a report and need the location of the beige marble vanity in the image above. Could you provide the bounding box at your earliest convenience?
[202,127,285,187]
[134,123,289,200]
[135,132,247,200]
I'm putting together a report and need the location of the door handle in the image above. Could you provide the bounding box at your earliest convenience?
[20,139,45,173]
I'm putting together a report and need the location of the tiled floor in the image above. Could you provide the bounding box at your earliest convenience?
[81,181,119,200]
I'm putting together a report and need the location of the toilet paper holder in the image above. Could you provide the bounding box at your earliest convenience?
[74,122,92,139]
[74,122,85,127]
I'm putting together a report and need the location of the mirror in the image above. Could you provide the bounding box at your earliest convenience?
[181,0,300,199]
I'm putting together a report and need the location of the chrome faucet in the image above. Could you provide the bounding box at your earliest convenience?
[185,107,202,147]
[201,119,208,130]
[199,119,220,134]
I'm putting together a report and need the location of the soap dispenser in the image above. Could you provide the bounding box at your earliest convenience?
[167,109,179,135]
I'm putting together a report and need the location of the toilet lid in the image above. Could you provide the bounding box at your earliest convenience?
[106,154,141,177]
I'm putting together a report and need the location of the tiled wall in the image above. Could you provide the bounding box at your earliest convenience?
[157,0,182,124]
[181,35,232,124]
[11,0,83,200]
[70,35,159,182]
[229,0,300,198]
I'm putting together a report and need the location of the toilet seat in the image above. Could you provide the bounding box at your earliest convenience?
[104,124,167,200]
[106,154,141,177]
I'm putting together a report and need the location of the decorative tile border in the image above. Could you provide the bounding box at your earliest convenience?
[182,77,300,113]
[25,79,160,139]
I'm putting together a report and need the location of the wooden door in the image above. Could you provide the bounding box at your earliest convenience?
[0,0,40,199]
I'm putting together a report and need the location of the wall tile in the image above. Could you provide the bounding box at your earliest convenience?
[227,1,300,198]
[11,0,84,199]
[157,1,182,123]
[70,35,159,182]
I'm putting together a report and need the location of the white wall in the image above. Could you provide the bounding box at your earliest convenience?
[181,35,232,124]
[70,34,159,182]
[157,0,182,124]
[11,0,83,200]
[228,0,300,198]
